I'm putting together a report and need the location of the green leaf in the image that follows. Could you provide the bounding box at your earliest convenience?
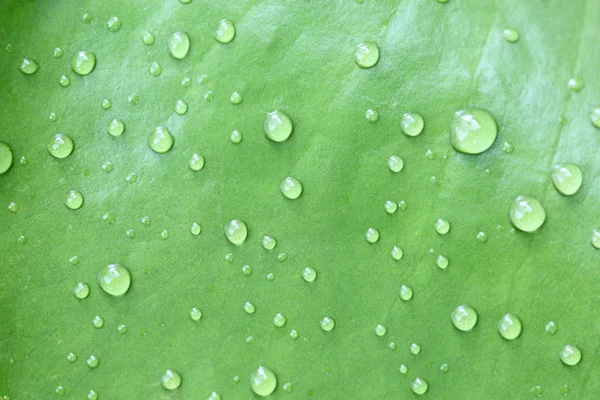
[1,0,599,398]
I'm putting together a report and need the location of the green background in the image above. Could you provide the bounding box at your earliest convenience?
[0,0,598,398]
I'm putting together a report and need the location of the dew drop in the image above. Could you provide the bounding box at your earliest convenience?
[387,155,404,172]
[365,228,380,243]
[141,216,151,226]
[55,386,65,396]
[92,315,104,328]
[125,172,137,184]
[497,313,522,340]
[181,77,191,87]
[280,176,303,199]
[509,195,546,232]
[391,246,403,260]
[64,190,84,210]
[545,321,558,335]
[567,76,584,92]
[273,313,287,327]
[400,113,424,137]
[19,58,38,75]
[204,91,214,101]
[502,28,519,42]
[230,91,243,104]
[174,99,188,115]
[49,112,58,122]
[264,110,293,142]
[214,19,236,43]
[436,255,449,269]
[282,383,293,393]
[440,363,449,373]
[117,324,127,334]
[375,324,387,336]
[502,141,514,153]
[142,30,155,45]
[551,163,582,196]
[102,161,113,172]
[262,235,277,250]
[230,130,242,144]
[168,31,190,59]
[249,366,277,397]
[411,377,428,395]
[365,108,380,122]
[451,305,478,331]
[102,211,116,224]
[399,364,408,374]
[67,353,77,363]
[107,119,125,137]
[190,222,201,235]
[188,153,205,171]
[434,218,450,235]
[0,142,12,174]
[590,229,600,249]
[224,219,248,245]
[590,106,600,128]
[320,317,335,332]
[354,41,379,68]
[398,200,407,210]
[86,355,99,369]
[17,235,26,244]
[476,231,488,243]
[101,99,112,110]
[160,369,182,390]
[559,345,582,366]
[190,307,202,321]
[106,16,121,32]
[289,329,299,339]
[87,390,98,400]
[149,61,162,77]
[277,253,287,262]
[399,285,413,301]
[59,75,71,87]
[73,282,90,299]
[409,343,421,355]
[19,156,27,165]
[449,108,497,154]
[161,230,170,239]
[267,272,275,281]
[71,51,96,76]
[8,202,18,213]
[97,263,131,297]
[384,200,397,214]
[302,267,317,283]
[53,47,64,59]
[207,392,221,400]
[148,127,174,153]
[126,229,135,238]
[243,302,256,314]
[47,134,74,159]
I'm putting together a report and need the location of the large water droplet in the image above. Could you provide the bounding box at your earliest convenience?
[190,307,202,321]
[214,19,236,43]
[320,316,335,331]
[400,113,424,137]
[551,163,582,195]
[409,343,421,355]
[302,267,317,282]
[98,263,131,296]
[168,31,190,59]
[497,313,522,340]
[365,228,380,243]
[230,91,243,104]
[451,305,478,331]
[107,119,125,137]
[19,58,39,75]
[508,195,546,232]
[148,127,174,153]
[92,315,104,328]
[106,16,121,32]
[86,355,99,369]
[160,369,182,390]
[273,313,287,327]
[87,390,98,400]
[411,377,428,395]
[449,108,497,154]
[188,153,205,171]
[0,142,13,174]
[375,324,387,336]
[280,176,303,199]
[545,321,558,335]
[224,219,248,245]
[71,51,96,76]
[559,345,582,366]
[249,366,277,397]
[64,190,84,210]
[590,229,600,249]
[365,108,380,123]
[399,285,413,301]
[73,282,90,299]
[264,111,293,142]
[502,28,519,42]
[384,200,397,214]
[47,134,74,159]
[354,42,379,68]
[190,222,201,235]
[391,246,403,260]
[434,218,451,235]
[436,255,449,269]
[387,155,404,172]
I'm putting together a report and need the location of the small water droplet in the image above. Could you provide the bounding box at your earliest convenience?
[551,163,583,196]
[384,200,397,214]
[365,108,380,123]
[107,119,125,137]
[509,195,546,232]
[125,229,135,238]
[168,31,190,59]
[273,313,287,327]
[375,324,387,336]
[8,201,18,213]
[476,231,488,243]
[264,110,293,142]
[53,47,64,59]
[127,93,140,105]
[148,126,174,153]
[141,30,155,45]
[55,385,65,396]
[502,141,514,153]
[224,219,248,245]
[161,230,170,239]
[302,267,317,283]
[590,106,600,128]
[289,329,299,339]
[190,307,202,321]
[567,76,584,92]
[243,301,256,314]
[399,285,413,301]
[387,155,404,172]
[73,282,90,299]
[411,377,428,395]
[19,58,39,75]
[98,263,131,297]
[354,41,379,68]
[559,344,582,366]
[5,43,13,53]
[188,153,205,171]
[117,324,127,334]
[173,99,188,115]
[106,16,121,32]
[86,355,99,369]
[49,112,58,122]
[262,235,277,250]
[590,229,600,249]
[436,255,449,269]
[125,172,137,183]
[87,390,98,400]
[204,91,214,101]
[71,51,96,76]
[282,382,293,393]
[102,211,116,223]
[450,108,497,154]
[320,316,335,331]
[92,315,104,328]
[59,75,71,87]
[214,19,236,43]
[545,321,558,334]
[440,363,449,373]
[190,222,201,235]
[391,246,403,260]
[400,113,424,137]
[101,99,112,110]
[398,200,407,210]
[434,218,450,235]
[277,253,287,262]
[365,228,380,243]
[225,253,234,262]
[102,161,113,172]
[47,133,74,159]
[64,190,84,210]
[409,343,421,355]
[160,369,182,390]
[207,392,221,400]
[280,176,303,199]
[241,265,253,276]
[230,130,243,144]
[181,77,191,87]
[149,61,162,77]
[19,156,27,166]
[425,149,436,160]
[141,216,151,226]
[249,366,277,396]
[67,352,77,363]
[502,28,519,42]
[17,235,26,244]
[451,305,478,331]
[230,91,243,104]
[399,364,408,374]
[497,313,522,340]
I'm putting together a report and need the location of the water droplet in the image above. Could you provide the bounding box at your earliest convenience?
[102,161,113,172]
[86,355,99,369]
[451,305,478,331]
[502,28,519,42]
[107,119,125,137]
[67,352,77,363]
[398,200,407,210]
[160,369,182,390]
[59,75,71,87]
[188,153,205,171]
[149,61,162,77]
[47,133,74,159]
[409,343,421,355]
[384,200,397,214]
[559,345,582,366]
[375,324,387,336]
[225,253,234,263]
[320,316,335,332]
[19,156,27,165]
[161,230,170,239]
[282,382,293,393]
[567,76,584,92]
[141,216,151,226]
[49,112,58,122]
[101,99,112,110]
[73,282,90,299]
[399,364,408,374]
[82,12,94,23]
[126,229,135,238]
[545,321,558,334]
[391,246,403,260]
[273,313,287,327]
[238,265,251,277]
[387,155,404,172]
[188,222,201,236]
[233,376,240,383]
[92,315,104,328]
[87,390,98,400]
[190,307,202,321]
[264,110,293,142]
[106,16,121,32]
[5,43,13,53]
[440,363,449,373]
[140,29,155,45]
[230,91,243,104]
[262,235,277,250]
[529,386,543,398]
[249,366,277,396]
[168,31,190,59]
[204,91,214,101]
[365,108,380,122]
[71,51,96,76]
[19,58,39,75]
[117,324,127,334]
[55,385,65,396]
[126,94,139,105]
[243,301,256,314]
[207,392,221,400]
[365,228,380,243]
[280,176,303,199]
[399,285,413,301]
[214,19,236,43]
[148,127,174,153]
[63,190,84,210]
[551,163,582,196]
[53,47,64,59]
[501,141,514,153]
[450,108,497,154]
[181,77,191,87]
[434,218,450,235]
[509,195,546,232]
[354,41,379,68]
[17,235,26,244]
[400,113,424,137]
[497,313,522,340]
[289,329,299,339]
[98,263,131,297]
[476,231,488,243]
[436,255,449,269]
[230,130,243,144]
[560,384,570,395]
[172,99,188,116]
[224,219,248,245]
[125,172,137,184]
[411,377,428,395]
[590,106,600,128]
[590,229,600,249]
[7,202,18,213]
[302,267,317,283]
[277,253,287,262]
[0,142,12,174]
[102,211,116,224]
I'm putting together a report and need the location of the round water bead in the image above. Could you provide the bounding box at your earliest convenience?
[497,313,522,340]
[551,163,582,195]
[47,133,74,159]
[400,113,424,137]
[107,119,125,137]
[302,267,317,282]
[73,282,90,299]
[280,176,303,199]
[148,127,174,153]
[451,305,478,331]
[365,228,379,243]
[559,345,582,366]
[71,51,96,76]
[387,155,404,172]
[375,324,387,336]
[19,58,39,74]
[214,19,236,43]
[354,41,379,68]
[264,110,293,142]
[97,263,131,296]
[262,235,277,250]
[502,28,519,42]
[64,190,84,210]
[508,195,546,232]
[249,366,277,396]
[188,153,205,171]
[160,369,182,390]
[0,142,13,174]
[399,285,413,301]
[168,31,190,59]
[411,377,428,395]
[449,108,497,154]
[224,219,247,245]
[320,316,335,331]
[434,218,450,235]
